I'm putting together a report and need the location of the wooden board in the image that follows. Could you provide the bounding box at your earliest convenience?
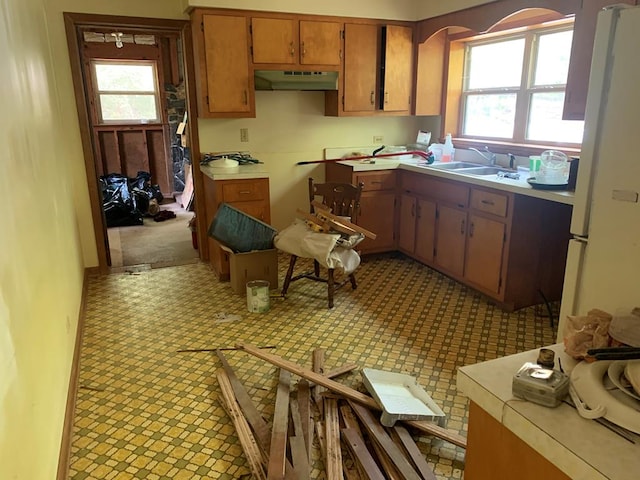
[342,428,385,480]
[393,425,437,480]
[324,397,343,480]
[268,369,291,480]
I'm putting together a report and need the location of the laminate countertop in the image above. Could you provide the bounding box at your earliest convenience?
[337,158,575,206]
[457,344,639,479]
[200,163,269,181]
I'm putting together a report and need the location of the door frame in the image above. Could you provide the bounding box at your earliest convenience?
[64,12,207,273]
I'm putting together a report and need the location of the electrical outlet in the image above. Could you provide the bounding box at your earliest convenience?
[240,128,249,142]
[373,135,384,144]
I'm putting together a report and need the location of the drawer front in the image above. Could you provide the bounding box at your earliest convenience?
[400,172,469,208]
[470,189,508,217]
[356,171,396,191]
[220,179,268,203]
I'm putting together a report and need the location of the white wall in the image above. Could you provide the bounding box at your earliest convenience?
[199,92,439,229]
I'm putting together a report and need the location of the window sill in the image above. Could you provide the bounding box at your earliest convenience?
[452,138,581,158]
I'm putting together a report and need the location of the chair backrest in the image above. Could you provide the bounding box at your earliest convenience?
[308,177,363,219]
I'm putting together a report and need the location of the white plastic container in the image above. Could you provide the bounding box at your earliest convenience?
[442,134,455,163]
[538,150,569,184]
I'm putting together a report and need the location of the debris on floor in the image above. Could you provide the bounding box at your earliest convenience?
[215,343,467,479]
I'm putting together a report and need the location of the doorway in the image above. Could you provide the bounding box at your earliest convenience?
[64,13,204,272]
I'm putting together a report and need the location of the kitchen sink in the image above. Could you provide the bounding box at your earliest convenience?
[458,166,509,175]
[428,161,484,170]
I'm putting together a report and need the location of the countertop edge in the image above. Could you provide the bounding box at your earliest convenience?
[337,160,575,206]
[200,164,270,181]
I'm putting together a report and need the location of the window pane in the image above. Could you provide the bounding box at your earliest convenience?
[99,94,159,121]
[533,30,573,86]
[95,64,156,92]
[463,94,517,138]
[467,38,525,89]
[527,92,584,143]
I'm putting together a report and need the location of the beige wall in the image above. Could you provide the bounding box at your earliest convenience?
[414,0,495,19]
[0,0,87,478]
[0,1,452,478]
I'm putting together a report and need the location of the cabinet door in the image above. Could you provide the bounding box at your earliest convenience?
[358,191,396,253]
[415,198,436,264]
[465,214,506,295]
[251,17,297,64]
[299,20,342,65]
[344,23,378,112]
[434,204,466,276]
[202,15,252,114]
[382,25,413,112]
[398,194,417,253]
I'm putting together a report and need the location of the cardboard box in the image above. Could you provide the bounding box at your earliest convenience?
[220,244,278,294]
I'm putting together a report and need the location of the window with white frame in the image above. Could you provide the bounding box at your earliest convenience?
[92,60,161,124]
[460,25,584,145]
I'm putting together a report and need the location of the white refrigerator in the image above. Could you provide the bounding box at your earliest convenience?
[558,4,640,340]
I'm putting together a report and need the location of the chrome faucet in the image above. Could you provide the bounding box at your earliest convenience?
[469,146,497,166]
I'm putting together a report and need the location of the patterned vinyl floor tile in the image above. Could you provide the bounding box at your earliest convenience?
[68,253,557,479]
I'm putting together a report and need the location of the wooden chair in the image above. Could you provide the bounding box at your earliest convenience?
[281,177,364,308]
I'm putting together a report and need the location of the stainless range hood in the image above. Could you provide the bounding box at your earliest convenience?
[254,70,338,91]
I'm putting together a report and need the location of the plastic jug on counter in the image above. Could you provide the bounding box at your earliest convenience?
[538,150,569,185]
[442,134,455,163]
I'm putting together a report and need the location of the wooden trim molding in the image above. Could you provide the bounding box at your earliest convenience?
[56,268,95,480]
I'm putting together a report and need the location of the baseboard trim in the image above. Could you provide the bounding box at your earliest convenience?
[56,267,92,480]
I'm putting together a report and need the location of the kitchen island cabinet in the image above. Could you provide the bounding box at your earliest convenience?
[201,171,270,280]
[192,11,254,118]
[458,344,638,480]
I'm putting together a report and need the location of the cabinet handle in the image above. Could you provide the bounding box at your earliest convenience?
[411,203,415,217]
[481,199,495,205]
[469,222,475,237]
[301,41,306,57]
[290,41,295,56]
[416,204,421,219]
[384,91,389,104]
[371,181,383,185]
[370,91,375,105]
[461,219,466,235]
[239,190,252,195]
[243,90,248,105]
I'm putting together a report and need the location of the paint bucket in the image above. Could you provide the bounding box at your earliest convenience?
[246,280,270,313]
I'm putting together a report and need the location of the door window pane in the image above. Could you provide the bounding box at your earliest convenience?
[463,93,517,138]
[467,38,525,89]
[92,61,160,123]
[527,92,584,143]
[533,30,573,86]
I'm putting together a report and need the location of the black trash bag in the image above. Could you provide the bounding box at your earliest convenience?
[100,173,143,227]
[131,171,163,203]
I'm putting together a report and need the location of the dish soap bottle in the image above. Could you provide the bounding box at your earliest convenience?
[442,134,455,163]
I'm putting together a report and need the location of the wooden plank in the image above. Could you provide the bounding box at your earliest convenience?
[238,343,466,449]
[289,436,310,480]
[215,351,299,480]
[324,397,343,480]
[393,425,437,480]
[216,369,267,479]
[312,349,327,415]
[348,401,421,480]
[371,440,404,480]
[216,351,271,447]
[342,428,385,480]
[268,369,291,480]
[297,380,312,461]
[339,405,362,433]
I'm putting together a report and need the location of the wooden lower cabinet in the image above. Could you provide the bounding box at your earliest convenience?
[466,402,571,480]
[398,195,436,264]
[326,164,397,254]
[202,174,270,280]
[465,214,506,295]
[434,204,466,277]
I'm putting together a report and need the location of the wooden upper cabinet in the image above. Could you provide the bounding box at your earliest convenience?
[251,17,342,66]
[381,25,413,112]
[343,23,379,112]
[251,17,297,64]
[299,20,342,65]
[563,0,636,120]
[200,14,254,117]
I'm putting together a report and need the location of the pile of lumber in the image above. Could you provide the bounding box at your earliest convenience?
[215,343,466,479]
[296,202,377,239]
